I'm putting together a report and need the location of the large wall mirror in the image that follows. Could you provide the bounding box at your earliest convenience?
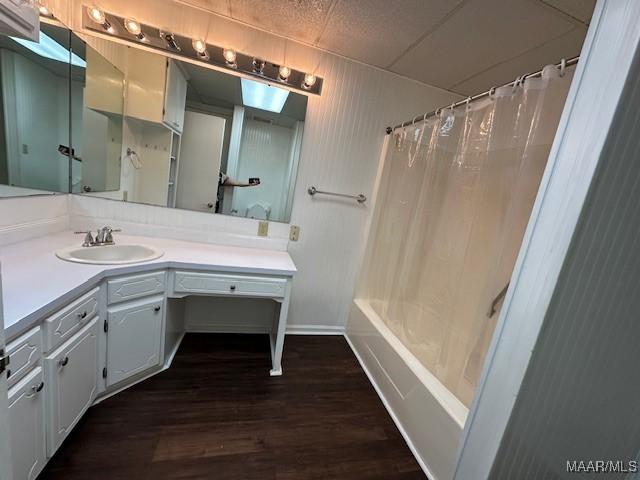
[0,20,73,196]
[0,22,307,224]
[73,32,307,223]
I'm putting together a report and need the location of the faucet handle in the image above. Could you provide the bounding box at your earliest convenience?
[104,228,121,244]
[74,231,94,247]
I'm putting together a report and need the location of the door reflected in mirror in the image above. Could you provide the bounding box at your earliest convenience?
[0,21,72,196]
[73,33,307,224]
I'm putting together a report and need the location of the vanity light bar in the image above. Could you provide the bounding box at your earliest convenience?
[82,8,323,96]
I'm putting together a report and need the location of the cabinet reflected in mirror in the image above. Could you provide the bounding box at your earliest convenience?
[0,21,72,196]
[71,34,125,194]
[75,34,307,224]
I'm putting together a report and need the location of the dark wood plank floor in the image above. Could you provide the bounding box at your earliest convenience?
[39,334,426,480]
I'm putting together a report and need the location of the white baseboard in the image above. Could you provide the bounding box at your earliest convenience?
[285,325,345,335]
[185,324,346,335]
[344,334,435,480]
[185,324,271,334]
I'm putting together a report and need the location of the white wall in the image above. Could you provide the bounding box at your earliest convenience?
[0,194,69,247]
[287,57,460,332]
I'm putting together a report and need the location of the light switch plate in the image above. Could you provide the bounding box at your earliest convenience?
[258,221,269,237]
[289,225,300,241]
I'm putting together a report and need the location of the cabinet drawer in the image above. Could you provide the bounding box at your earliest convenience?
[7,327,42,389]
[43,288,99,353]
[108,271,166,305]
[173,271,286,298]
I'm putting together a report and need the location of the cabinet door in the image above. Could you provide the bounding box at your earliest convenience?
[8,367,46,480]
[0,1,39,41]
[163,60,187,133]
[107,296,164,387]
[45,318,98,457]
[125,48,167,124]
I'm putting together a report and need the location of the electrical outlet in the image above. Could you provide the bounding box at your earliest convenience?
[258,221,269,237]
[289,225,300,241]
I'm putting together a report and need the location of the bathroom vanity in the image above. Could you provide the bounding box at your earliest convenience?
[2,231,295,479]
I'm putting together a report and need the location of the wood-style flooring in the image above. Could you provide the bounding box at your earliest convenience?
[39,334,426,479]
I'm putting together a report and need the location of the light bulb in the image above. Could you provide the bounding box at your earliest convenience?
[192,39,207,54]
[38,3,51,16]
[303,73,317,89]
[278,66,291,81]
[223,48,236,64]
[124,18,141,36]
[87,6,105,24]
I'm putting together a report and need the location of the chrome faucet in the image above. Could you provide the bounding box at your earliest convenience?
[75,226,121,247]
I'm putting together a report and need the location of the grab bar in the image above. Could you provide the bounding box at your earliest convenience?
[487,282,510,318]
[307,186,366,204]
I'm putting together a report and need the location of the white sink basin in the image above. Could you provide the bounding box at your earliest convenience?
[56,244,163,265]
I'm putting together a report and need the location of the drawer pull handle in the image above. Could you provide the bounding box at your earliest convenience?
[229,285,236,291]
[154,305,161,312]
[77,311,88,320]
[32,382,44,394]
[59,356,69,367]
[6,369,11,379]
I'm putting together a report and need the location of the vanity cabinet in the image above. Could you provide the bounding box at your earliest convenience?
[163,60,187,134]
[8,366,46,480]
[125,49,187,134]
[0,0,39,41]
[45,318,98,457]
[106,295,164,387]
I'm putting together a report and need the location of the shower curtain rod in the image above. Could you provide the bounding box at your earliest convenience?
[386,56,580,134]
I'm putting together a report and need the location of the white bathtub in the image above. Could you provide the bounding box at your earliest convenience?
[346,298,468,480]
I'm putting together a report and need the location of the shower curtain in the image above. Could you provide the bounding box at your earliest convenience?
[364,65,574,407]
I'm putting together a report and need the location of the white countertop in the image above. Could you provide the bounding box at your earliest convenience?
[1,232,296,340]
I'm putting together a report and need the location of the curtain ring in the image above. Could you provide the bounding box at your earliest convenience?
[559,58,566,77]
[512,74,525,92]
[422,112,428,122]
[465,96,472,109]
[488,86,496,100]
[435,107,442,117]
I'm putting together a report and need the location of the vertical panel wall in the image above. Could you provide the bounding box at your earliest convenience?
[490,45,640,479]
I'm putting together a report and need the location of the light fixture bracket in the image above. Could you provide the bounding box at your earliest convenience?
[81,7,323,96]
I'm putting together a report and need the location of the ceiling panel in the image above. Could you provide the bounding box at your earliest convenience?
[389,0,577,91]
[163,0,593,95]
[452,27,586,94]
[316,0,464,68]
[540,0,596,25]
[174,0,231,16]
[227,0,334,44]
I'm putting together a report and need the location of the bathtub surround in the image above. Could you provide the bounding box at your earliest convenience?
[361,64,573,407]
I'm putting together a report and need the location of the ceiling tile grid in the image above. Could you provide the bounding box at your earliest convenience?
[388,0,578,90]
